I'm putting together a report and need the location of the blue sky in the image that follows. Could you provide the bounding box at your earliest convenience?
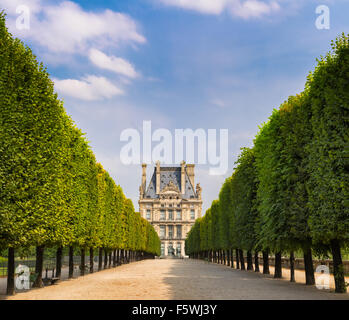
[1,0,348,212]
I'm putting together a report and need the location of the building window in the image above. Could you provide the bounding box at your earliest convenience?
[160,210,165,220]
[190,209,195,220]
[168,225,173,239]
[161,204,165,208]
[176,243,181,256]
[168,210,173,220]
[146,210,151,220]
[177,204,181,208]
[161,243,165,256]
[168,242,174,256]
[176,225,182,239]
[159,225,165,239]
[176,210,181,220]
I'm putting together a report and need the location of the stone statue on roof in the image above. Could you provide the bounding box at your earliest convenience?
[196,183,202,199]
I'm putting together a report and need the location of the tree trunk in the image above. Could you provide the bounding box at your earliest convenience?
[230,249,234,268]
[55,246,62,278]
[247,250,253,270]
[262,250,270,274]
[113,249,117,267]
[254,251,260,272]
[33,246,44,288]
[289,251,295,282]
[69,246,74,279]
[104,249,108,269]
[235,249,240,269]
[239,249,245,270]
[331,239,346,293]
[274,252,282,278]
[117,249,120,265]
[80,247,85,276]
[303,247,315,285]
[98,248,103,271]
[109,251,112,268]
[6,247,15,295]
[90,248,94,273]
[121,249,124,264]
[226,249,230,266]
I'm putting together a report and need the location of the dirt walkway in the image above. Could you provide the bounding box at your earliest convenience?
[4,259,349,300]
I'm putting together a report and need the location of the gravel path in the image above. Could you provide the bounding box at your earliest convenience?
[3,259,349,300]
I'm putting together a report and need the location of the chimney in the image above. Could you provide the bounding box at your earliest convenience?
[186,164,195,187]
[142,163,147,192]
[181,160,186,194]
[156,161,160,194]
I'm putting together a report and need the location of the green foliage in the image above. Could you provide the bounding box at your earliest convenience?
[230,148,258,251]
[306,34,349,246]
[218,178,232,249]
[0,11,72,248]
[186,34,349,269]
[0,12,160,257]
[254,93,313,253]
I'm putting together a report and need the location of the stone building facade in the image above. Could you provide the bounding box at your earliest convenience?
[138,161,202,257]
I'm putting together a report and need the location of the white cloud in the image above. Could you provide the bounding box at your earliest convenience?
[159,0,281,19]
[211,99,226,108]
[160,0,227,14]
[54,75,124,101]
[1,0,146,54]
[0,0,146,100]
[234,0,280,19]
[89,48,139,79]
[0,0,42,14]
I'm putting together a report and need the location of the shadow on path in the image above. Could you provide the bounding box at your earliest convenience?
[162,259,349,300]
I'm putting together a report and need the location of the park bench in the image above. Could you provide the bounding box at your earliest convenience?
[42,268,60,286]
[42,277,60,285]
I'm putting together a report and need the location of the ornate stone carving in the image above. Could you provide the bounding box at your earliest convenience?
[139,162,202,257]
[139,185,143,199]
[196,183,202,199]
[160,180,180,194]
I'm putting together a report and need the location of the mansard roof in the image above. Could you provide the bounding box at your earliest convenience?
[144,166,197,199]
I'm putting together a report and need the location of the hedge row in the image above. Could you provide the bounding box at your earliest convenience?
[186,34,349,293]
[0,12,160,295]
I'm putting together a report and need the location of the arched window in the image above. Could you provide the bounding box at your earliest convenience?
[168,242,174,256]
